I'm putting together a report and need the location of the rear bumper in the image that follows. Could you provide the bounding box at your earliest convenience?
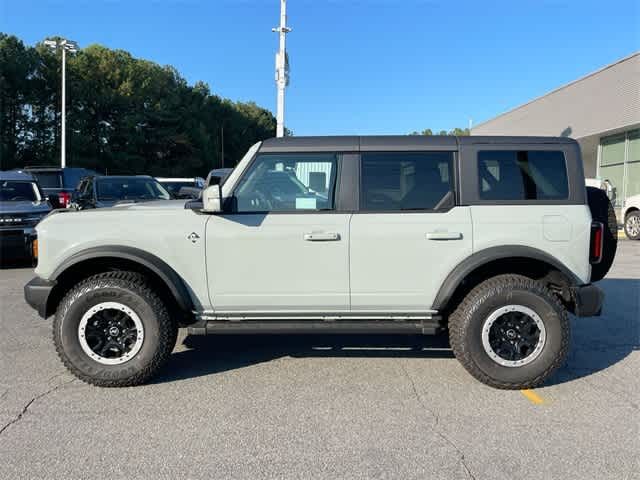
[572,283,605,317]
[24,277,56,318]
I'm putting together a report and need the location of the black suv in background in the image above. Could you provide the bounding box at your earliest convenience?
[72,175,172,209]
[0,170,52,263]
[21,166,97,209]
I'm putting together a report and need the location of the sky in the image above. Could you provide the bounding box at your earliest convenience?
[3,0,639,136]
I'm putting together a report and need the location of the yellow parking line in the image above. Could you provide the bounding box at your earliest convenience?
[520,389,545,405]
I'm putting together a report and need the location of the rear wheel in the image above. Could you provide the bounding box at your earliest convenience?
[624,211,640,240]
[449,274,569,389]
[53,271,178,387]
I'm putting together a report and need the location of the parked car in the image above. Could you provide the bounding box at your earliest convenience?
[155,177,205,199]
[20,166,97,209]
[1,170,51,263]
[622,194,640,240]
[72,175,172,209]
[24,136,616,389]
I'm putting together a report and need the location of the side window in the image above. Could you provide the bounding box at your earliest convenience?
[360,152,454,211]
[478,151,568,200]
[233,153,338,212]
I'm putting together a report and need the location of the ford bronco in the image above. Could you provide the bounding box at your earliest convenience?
[24,136,616,389]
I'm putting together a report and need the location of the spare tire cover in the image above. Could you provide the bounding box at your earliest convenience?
[586,186,618,281]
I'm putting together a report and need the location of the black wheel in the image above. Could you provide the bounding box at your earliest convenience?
[448,274,569,389]
[586,186,618,281]
[53,271,178,387]
[624,210,640,240]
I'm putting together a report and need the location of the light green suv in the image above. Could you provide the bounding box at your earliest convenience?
[24,136,616,389]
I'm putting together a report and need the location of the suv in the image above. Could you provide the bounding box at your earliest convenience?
[1,171,51,262]
[21,166,97,209]
[24,136,615,389]
[72,175,172,209]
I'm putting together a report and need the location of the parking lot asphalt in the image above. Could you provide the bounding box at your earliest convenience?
[1,242,638,480]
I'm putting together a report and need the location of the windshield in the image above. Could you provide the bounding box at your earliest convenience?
[0,181,41,202]
[30,171,62,189]
[96,178,171,201]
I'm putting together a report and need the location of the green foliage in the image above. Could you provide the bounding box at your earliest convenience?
[0,33,276,175]
[409,127,470,136]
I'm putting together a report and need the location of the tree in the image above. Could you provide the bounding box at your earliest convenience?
[0,33,277,176]
[409,127,470,136]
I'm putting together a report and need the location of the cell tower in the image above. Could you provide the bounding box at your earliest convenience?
[272,0,291,137]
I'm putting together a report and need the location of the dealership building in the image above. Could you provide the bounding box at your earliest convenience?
[472,52,639,214]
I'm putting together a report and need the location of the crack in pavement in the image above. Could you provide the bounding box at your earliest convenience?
[0,377,76,437]
[399,361,477,480]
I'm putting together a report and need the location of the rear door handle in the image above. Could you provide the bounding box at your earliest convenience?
[304,232,340,241]
[426,232,463,241]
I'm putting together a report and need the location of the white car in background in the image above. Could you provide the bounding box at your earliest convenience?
[155,177,205,199]
[622,194,640,240]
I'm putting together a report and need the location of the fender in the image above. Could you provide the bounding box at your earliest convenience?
[431,245,582,311]
[51,245,194,312]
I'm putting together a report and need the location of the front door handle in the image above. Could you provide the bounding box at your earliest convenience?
[304,232,340,241]
[426,231,463,241]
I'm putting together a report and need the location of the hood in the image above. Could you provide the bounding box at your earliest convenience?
[0,200,52,215]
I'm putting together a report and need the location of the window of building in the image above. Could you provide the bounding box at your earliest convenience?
[360,152,454,211]
[599,129,640,208]
[625,129,640,199]
[478,151,568,201]
[233,153,337,212]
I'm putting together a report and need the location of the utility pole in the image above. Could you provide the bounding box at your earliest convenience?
[272,0,291,138]
[44,38,78,168]
[61,46,67,168]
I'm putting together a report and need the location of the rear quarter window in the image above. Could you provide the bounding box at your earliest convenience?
[478,150,569,201]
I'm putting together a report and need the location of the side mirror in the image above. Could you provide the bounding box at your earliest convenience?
[202,185,222,213]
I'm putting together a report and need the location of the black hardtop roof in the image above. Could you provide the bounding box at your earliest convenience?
[259,135,577,152]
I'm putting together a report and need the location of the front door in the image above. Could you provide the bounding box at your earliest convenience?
[205,152,350,314]
[349,151,473,312]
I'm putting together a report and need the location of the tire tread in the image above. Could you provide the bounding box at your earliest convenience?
[448,274,569,390]
[53,271,177,387]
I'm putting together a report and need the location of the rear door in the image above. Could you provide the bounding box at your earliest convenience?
[349,150,473,312]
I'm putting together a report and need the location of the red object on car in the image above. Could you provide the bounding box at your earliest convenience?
[590,222,604,264]
[58,191,72,208]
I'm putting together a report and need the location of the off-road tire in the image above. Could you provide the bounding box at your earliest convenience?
[624,210,640,240]
[449,274,570,389]
[53,271,178,387]
[587,186,618,281]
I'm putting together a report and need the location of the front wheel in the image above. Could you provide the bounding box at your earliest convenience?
[448,274,569,389]
[624,211,640,240]
[53,271,178,387]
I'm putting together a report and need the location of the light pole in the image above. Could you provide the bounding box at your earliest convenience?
[44,38,78,168]
[272,0,291,138]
